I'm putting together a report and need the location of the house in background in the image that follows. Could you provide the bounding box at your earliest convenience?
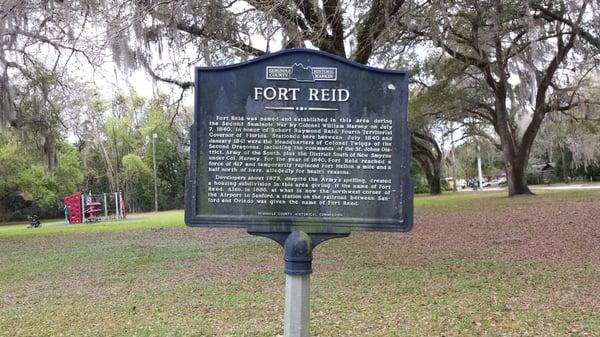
[493,168,507,182]
[531,162,556,184]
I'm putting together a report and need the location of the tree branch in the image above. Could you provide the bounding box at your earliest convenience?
[145,4,266,57]
[520,6,583,157]
[139,57,193,89]
[288,0,343,54]
[246,0,308,49]
[532,1,600,50]
[352,0,406,64]
[323,0,345,56]
[412,130,442,160]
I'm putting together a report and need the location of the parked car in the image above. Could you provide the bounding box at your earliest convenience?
[483,180,500,187]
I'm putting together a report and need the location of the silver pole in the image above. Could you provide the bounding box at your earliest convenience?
[81,193,85,223]
[477,144,484,190]
[103,193,108,221]
[284,274,310,337]
[450,122,457,192]
[152,133,158,212]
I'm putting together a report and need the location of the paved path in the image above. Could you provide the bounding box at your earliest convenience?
[457,182,600,192]
[532,183,600,190]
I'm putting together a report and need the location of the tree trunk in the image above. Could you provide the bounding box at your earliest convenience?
[43,135,56,171]
[505,155,533,196]
[412,132,443,196]
[496,133,535,196]
[98,141,116,193]
[428,168,442,195]
[493,93,538,197]
[415,154,442,195]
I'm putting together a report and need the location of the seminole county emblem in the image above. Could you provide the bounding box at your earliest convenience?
[266,63,337,82]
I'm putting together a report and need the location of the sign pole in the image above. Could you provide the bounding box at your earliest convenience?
[284,273,310,337]
[283,231,312,337]
[249,230,349,337]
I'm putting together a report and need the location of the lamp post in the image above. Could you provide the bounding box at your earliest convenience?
[450,122,457,192]
[477,144,484,191]
[152,133,158,212]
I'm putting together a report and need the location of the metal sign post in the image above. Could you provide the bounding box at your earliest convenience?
[285,272,310,337]
[248,230,349,337]
[283,232,311,337]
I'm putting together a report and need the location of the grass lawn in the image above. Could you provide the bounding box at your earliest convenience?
[1,190,599,336]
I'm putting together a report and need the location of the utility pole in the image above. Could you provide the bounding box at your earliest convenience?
[477,144,484,190]
[152,133,158,212]
[450,122,457,192]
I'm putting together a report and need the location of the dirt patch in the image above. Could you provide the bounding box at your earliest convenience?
[7,199,600,269]
[354,200,600,264]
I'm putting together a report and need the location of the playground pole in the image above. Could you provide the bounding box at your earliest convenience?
[114,192,119,220]
[81,194,85,223]
[103,193,108,221]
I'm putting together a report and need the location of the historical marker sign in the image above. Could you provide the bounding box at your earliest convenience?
[185,49,412,233]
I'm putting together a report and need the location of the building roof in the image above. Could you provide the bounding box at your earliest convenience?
[532,162,556,172]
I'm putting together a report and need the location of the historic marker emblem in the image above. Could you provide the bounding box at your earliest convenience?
[266,63,337,82]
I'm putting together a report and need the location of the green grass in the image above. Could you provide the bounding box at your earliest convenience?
[415,188,600,210]
[0,210,185,238]
[1,190,600,336]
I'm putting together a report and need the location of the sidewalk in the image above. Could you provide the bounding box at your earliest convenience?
[456,182,600,193]
[532,183,600,190]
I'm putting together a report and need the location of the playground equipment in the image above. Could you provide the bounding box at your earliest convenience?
[63,191,125,224]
